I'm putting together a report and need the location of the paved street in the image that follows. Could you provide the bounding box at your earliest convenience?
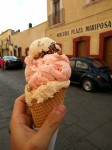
[0,69,112,150]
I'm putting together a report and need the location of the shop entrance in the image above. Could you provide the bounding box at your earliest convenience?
[104,36,112,68]
[18,47,22,58]
[73,36,90,57]
[77,41,86,57]
[99,30,112,68]
[25,47,29,56]
[14,49,17,56]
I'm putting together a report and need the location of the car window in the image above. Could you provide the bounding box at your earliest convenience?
[93,60,105,68]
[70,60,75,67]
[3,56,17,60]
[76,61,88,69]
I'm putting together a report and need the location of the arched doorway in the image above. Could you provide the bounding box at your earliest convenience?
[25,47,29,56]
[73,36,90,57]
[18,47,22,58]
[10,51,12,56]
[99,30,112,68]
[14,49,17,56]
[14,45,17,56]
[77,41,86,57]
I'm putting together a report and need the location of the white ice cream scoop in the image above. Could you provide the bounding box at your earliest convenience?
[29,37,61,58]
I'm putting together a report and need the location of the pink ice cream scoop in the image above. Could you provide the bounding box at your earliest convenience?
[25,53,71,88]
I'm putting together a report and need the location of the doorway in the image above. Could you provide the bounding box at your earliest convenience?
[25,47,29,56]
[18,47,22,58]
[14,49,17,56]
[73,36,90,57]
[77,41,86,57]
[104,36,112,67]
[99,30,112,68]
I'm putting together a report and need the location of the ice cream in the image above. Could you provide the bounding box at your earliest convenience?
[25,37,71,128]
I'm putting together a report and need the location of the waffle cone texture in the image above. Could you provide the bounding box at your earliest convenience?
[29,88,66,128]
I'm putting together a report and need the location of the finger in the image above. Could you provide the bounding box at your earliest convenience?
[26,106,33,123]
[26,106,32,116]
[33,104,66,147]
[12,94,26,115]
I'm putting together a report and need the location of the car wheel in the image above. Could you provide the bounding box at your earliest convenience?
[82,78,94,92]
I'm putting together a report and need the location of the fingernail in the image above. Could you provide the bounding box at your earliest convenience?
[54,104,66,117]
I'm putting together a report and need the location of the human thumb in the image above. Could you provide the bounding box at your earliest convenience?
[34,104,66,148]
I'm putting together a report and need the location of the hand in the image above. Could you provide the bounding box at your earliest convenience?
[10,94,66,150]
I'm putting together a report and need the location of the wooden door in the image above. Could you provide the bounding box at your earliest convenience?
[104,36,112,68]
[18,47,22,58]
[77,41,86,57]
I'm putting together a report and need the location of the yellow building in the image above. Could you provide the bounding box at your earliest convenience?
[2,0,112,68]
[10,22,47,60]
[0,29,15,57]
[46,0,112,67]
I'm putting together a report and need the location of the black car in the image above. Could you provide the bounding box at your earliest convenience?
[3,56,23,69]
[70,57,112,92]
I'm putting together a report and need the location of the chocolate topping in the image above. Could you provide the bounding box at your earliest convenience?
[36,43,60,59]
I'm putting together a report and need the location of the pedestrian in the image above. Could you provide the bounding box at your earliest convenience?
[0,57,4,70]
[10,94,66,150]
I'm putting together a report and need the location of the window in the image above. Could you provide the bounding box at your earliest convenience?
[76,61,88,69]
[48,0,64,26]
[70,60,75,68]
[93,59,105,68]
[53,0,60,24]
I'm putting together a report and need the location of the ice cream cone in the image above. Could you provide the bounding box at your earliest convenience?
[29,88,66,128]
[24,37,71,129]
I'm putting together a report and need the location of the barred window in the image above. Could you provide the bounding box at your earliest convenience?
[48,0,64,26]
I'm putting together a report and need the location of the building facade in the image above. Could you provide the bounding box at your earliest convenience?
[0,29,15,57]
[0,0,112,68]
[10,22,47,60]
[46,0,112,67]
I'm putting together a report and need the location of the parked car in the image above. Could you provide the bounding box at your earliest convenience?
[2,56,23,69]
[70,57,112,92]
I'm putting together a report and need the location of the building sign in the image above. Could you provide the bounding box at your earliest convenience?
[57,20,112,37]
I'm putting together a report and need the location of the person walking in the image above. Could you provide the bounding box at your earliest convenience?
[0,57,4,70]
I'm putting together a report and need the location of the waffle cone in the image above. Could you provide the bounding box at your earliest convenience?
[29,88,66,128]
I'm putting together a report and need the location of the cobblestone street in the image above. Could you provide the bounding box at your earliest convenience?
[0,69,112,150]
